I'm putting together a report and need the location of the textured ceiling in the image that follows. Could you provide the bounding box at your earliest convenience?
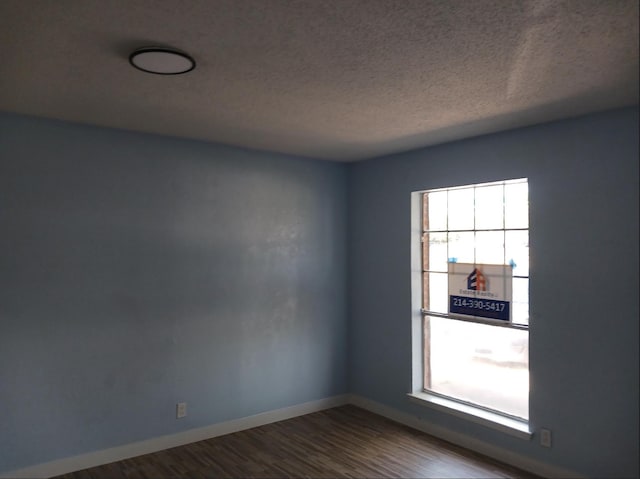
[1,0,638,161]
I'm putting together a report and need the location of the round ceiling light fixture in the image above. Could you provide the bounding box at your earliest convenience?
[129,47,195,75]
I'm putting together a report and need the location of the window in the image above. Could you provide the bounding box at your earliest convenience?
[419,179,529,421]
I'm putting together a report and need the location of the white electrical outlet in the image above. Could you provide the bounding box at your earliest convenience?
[176,402,187,418]
[540,428,551,447]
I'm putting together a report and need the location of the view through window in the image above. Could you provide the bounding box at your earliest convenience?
[421,179,529,420]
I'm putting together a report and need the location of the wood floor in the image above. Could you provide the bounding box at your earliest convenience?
[54,405,538,479]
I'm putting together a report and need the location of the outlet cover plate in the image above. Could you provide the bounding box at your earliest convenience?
[540,428,551,447]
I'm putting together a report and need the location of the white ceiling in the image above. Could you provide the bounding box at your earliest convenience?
[1,0,638,161]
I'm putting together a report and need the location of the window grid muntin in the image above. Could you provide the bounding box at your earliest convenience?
[420,178,529,323]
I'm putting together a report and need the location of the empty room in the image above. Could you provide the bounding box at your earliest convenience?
[0,1,638,478]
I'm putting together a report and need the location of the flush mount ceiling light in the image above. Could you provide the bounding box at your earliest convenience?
[129,47,195,75]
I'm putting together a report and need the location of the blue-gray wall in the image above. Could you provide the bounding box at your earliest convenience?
[348,107,639,478]
[1,107,638,477]
[0,113,348,472]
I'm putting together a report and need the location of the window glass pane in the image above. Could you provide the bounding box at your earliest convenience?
[428,272,448,313]
[475,231,504,265]
[512,302,529,326]
[475,185,504,230]
[447,232,474,264]
[512,277,529,325]
[422,234,428,271]
[426,233,448,272]
[422,272,429,310]
[420,178,529,420]
[505,230,529,277]
[447,188,474,230]
[426,191,448,231]
[427,316,529,419]
[512,277,529,303]
[505,182,528,229]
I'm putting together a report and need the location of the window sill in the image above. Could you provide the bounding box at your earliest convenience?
[407,392,532,440]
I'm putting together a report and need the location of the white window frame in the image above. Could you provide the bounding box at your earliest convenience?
[409,179,532,438]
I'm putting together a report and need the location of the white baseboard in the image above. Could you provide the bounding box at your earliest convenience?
[348,394,584,479]
[1,394,350,479]
[2,393,583,479]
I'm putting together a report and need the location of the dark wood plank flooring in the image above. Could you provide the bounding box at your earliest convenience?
[54,405,538,478]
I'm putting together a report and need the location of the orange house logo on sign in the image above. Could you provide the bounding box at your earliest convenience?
[466,268,487,291]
